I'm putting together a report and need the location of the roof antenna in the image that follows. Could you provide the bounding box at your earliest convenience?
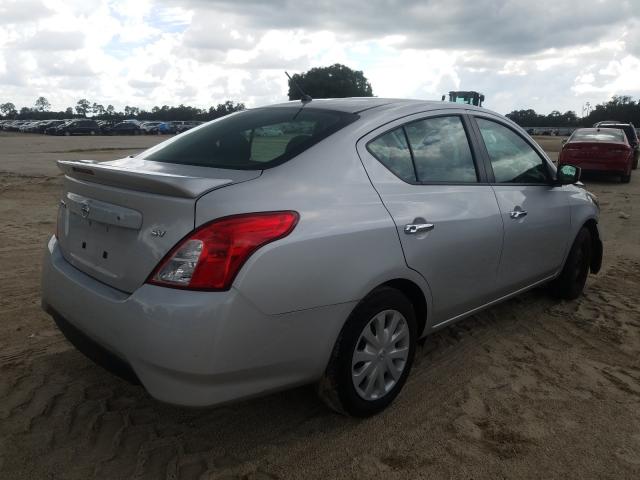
[286,71,312,103]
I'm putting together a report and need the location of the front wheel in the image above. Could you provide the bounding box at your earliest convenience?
[549,227,592,300]
[318,287,417,417]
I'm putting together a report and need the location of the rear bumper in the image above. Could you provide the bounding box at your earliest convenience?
[41,236,353,407]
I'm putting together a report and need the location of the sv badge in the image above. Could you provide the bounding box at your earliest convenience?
[151,229,167,238]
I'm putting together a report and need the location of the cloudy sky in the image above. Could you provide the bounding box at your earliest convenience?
[1,0,639,115]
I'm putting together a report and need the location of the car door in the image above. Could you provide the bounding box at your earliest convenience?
[469,115,571,293]
[357,112,504,326]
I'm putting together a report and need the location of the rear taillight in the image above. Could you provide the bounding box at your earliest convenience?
[147,211,299,291]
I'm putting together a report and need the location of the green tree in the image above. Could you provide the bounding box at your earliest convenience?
[34,96,51,112]
[75,99,91,116]
[92,103,105,116]
[0,102,17,117]
[124,106,140,117]
[287,64,373,100]
[209,101,245,119]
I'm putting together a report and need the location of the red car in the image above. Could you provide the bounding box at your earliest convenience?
[558,128,633,183]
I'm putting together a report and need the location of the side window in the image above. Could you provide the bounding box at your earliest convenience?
[404,116,477,183]
[477,118,549,184]
[366,128,416,183]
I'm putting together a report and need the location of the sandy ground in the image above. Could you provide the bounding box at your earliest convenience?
[1,133,639,479]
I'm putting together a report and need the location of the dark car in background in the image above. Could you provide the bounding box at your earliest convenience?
[45,121,71,135]
[97,120,119,133]
[50,119,100,136]
[175,121,203,134]
[157,121,179,134]
[140,121,163,134]
[593,121,638,169]
[4,120,29,131]
[35,120,65,133]
[559,127,633,183]
[103,122,142,135]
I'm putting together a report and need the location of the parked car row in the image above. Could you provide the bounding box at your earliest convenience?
[0,119,204,136]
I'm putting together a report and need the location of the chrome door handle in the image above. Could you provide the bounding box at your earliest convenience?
[404,223,435,234]
[509,209,528,219]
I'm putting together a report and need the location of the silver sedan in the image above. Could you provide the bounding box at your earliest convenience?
[42,98,602,416]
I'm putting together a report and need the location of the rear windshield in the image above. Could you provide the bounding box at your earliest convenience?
[571,129,625,143]
[141,107,359,170]
[596,124,637,143]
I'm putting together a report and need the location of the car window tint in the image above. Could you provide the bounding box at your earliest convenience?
[404,116,477,183]
[246,122,313,162]
[143,108,358,170]
[477,118,549,184]
[367,128,416,182]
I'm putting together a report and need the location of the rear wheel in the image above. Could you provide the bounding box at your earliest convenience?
[550,227,592,300]
[318,287,417,417]
[621,172,631,183]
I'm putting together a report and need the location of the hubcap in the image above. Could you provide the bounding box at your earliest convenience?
[351,309,410,401]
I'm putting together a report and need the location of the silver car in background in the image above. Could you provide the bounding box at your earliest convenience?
[42,98,602,417]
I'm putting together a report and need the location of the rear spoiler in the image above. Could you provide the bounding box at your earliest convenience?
[57,159,255,198]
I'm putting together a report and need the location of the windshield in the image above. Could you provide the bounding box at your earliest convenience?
[141,107,359,170]
[571,129,625,143]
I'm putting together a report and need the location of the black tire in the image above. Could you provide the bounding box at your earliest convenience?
[549,227,592,300]
[621,172,631,183]
[318,287,417,417]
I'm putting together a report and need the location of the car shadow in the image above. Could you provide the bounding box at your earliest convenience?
[3,288,559,478]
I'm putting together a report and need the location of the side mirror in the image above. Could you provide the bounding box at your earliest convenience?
[556,164,581,185]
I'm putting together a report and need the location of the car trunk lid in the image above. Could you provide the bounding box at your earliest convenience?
[562,141,629,163]
[56,158,261,293]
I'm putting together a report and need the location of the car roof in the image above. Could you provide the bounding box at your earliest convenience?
[264,97,485,114]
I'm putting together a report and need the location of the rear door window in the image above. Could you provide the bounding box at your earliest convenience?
[366,128,416,182]
[366,115,478,183]
[404,116,477,183]
[142,107,358,170]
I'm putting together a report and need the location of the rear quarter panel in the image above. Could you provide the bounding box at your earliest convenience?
[195,128,433,316]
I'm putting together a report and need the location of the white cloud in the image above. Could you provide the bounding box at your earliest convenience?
[0,0,638,115]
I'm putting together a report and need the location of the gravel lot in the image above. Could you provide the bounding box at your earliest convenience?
[1,132,639,479]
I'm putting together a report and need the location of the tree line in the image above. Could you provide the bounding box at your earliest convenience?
[0,97,245,121]
[505,96,640,127]
[2,62,639,128]
[1,64,373,122]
